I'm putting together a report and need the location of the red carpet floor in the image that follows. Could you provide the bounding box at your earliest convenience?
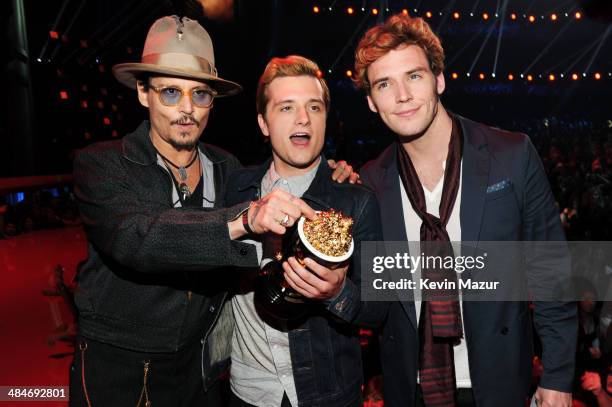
[0,227,87,406]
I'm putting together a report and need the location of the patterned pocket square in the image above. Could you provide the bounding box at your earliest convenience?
[486,179,511,194]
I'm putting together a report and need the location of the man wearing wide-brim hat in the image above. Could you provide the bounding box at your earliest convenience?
[70,15,333,406]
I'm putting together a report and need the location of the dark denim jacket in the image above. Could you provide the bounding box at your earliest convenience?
[225,157,387,407]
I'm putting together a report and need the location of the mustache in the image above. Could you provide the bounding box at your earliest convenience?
[171,115,199,126]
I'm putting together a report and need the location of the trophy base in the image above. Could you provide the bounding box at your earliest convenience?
[254,273,309,322]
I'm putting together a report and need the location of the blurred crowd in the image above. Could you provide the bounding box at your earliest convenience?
[520,117,612,241]
[0,189,81,239]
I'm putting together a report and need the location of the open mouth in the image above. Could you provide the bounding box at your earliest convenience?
[290,132,311,146]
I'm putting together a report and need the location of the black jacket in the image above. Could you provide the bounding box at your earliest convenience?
[225,157,387,407]
[73,121,258,387]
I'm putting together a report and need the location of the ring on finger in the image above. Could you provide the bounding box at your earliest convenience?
[280,214,290,227]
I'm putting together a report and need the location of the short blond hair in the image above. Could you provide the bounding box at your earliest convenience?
[354,13,445,91]
[256,55,330,115]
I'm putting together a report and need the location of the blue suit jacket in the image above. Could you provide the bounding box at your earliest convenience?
[360,114,577,407]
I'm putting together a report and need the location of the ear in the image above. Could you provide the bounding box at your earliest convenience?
[436,72,446,95]
[136,81,150,108]
[366,94,378,114]
[257,114,270,138]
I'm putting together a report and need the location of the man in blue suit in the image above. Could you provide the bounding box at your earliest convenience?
[354,13,577,407]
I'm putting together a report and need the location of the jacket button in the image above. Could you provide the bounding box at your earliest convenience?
[500,326,509,335]
[240,247,248,256]
[209,305,216,313]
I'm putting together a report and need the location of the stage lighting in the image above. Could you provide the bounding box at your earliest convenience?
[316,70,323,78]
[575,11,582,19]
[372,8,378,15]
[313,6,320,13]
[103,117,111,126]
[527,74,533,81]
[347,7,354,14]
[346,70,353,77]
[508,74,514,80]
[479,73,485,80]
[551,13,558,21]
[402,9,409,15]
[59,91,68,100]
[426,11,432,18]
[549,74,556,81]
[528,15,536,23]
[511,13,517,20]
[453,12,460,19]
[451,72,458,79]
[595,72,601,79]
[483,12,490,20]
[49,31,59,39]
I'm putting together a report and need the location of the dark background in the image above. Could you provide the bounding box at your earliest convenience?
[2,0,611,176]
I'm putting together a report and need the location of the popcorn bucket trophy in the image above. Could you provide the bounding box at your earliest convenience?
[254,210,354,321]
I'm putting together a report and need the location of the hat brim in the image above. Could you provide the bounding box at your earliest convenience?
[112,63,242,96]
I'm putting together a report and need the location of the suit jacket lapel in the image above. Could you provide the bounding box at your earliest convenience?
[457,114,490,243]
[379,144,418,330]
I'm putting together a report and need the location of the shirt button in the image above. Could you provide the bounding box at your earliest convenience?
[282,180,288,185]
[209,305,216,313]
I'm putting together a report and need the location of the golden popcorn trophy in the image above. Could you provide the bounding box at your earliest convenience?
[254,210,354,321]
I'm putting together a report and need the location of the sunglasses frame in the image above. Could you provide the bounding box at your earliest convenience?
[146,84,216,108]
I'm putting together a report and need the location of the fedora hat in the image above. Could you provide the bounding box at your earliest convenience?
[112,16,241,96]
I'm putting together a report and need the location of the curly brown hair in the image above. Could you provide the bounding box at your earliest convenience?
[354,13,445,92]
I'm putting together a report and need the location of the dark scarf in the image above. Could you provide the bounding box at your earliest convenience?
[397,118,464,407]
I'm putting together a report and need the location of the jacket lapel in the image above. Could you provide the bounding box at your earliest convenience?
[379,144,418,330]
[456,115,490,243]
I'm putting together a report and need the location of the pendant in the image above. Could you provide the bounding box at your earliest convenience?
[179,182,191,199]
[178,166,188,181]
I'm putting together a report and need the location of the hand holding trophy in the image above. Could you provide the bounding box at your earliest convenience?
[254,209,354,321]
